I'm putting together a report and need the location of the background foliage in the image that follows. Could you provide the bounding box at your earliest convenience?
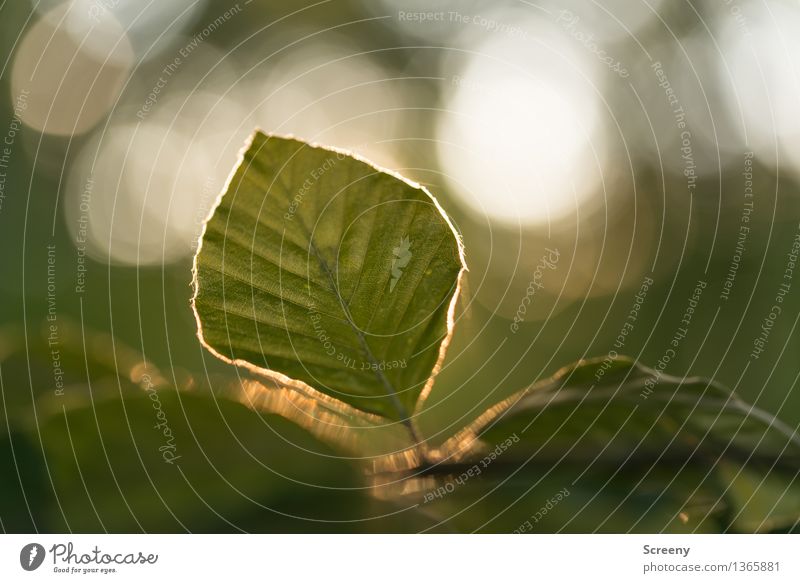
[1,0,799,532]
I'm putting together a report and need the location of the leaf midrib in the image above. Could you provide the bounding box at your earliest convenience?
[306,235,414,431]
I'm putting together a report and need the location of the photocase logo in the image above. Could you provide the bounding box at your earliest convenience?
[20,543,46,571]
[390,236,412,292]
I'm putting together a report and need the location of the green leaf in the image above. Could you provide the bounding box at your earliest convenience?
[432,356,800,532]
[413,462,727,533]
[36,387,375,532]
[192,132,465,425]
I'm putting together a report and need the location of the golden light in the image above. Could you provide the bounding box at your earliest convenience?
[718,0,800,176]
[11,2,134,136]
[436,15,603,226]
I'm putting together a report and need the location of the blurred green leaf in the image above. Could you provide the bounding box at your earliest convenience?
[192,132,465,424]
[425,356,799,533]
[412,462,726,533]
[36,388,376,532]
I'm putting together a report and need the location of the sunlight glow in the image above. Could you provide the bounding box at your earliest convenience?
[11,2,134,136]
[436,20,602,226]
[718,1,800,175]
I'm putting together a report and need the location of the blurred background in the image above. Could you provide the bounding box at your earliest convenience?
[1,0,799,530]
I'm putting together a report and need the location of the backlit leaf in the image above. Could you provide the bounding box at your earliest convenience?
[192,132,465,426]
